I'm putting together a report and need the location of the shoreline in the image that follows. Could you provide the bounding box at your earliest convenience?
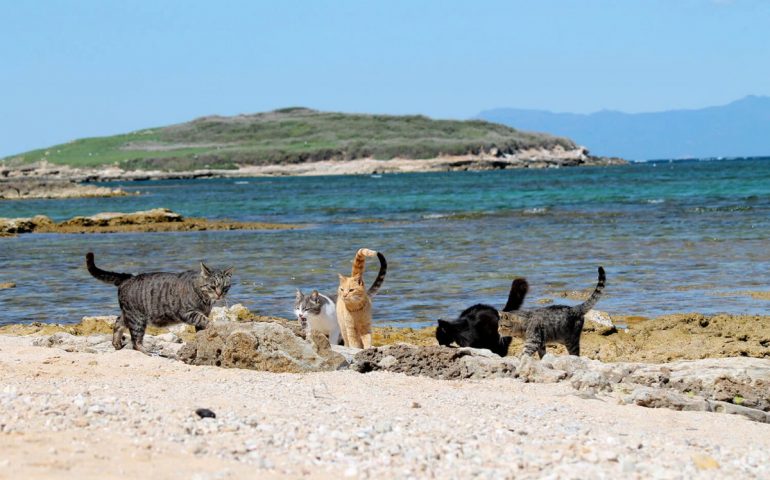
[2,149,627,183]
[2,308,767,364]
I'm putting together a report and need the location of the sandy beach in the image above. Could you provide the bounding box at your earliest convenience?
[1,326,769,479]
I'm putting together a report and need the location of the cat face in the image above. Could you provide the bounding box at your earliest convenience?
[338,273,366,304]
[198,262,233,300]
[435,319,455,346]
[294,289,324,328]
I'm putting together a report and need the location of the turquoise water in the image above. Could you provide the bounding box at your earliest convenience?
[1,158,769,327]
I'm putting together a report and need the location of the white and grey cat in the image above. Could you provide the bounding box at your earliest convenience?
[294,290,342,345]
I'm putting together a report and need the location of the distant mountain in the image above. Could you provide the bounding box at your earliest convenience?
[478,95,770,161]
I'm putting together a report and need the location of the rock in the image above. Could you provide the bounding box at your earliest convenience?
[30,331,184,358]
[210,304,251,323]
[351,344,519,380]
[0,178,126,200]
[585,309,615,329]
[177,320,347,373]
[331,345,362,365]
[58,208,183,228]
[0,208,295,235]
[0,282,16,290]
[0,215,53,234]
[352,345,770,423]
[195,408,216,419]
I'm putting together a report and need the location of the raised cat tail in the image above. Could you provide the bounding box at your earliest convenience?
[502,278,529,312]
[351,248,377,276]
[573,266,606,315]
[85,252,133,286]
[367,252,388,297]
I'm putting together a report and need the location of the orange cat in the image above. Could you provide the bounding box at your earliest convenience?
[336,248,387,348]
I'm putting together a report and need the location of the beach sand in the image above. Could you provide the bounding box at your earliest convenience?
[1,334,768,479]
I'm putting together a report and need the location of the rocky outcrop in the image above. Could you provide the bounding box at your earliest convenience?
[58,208,182,227]
[0,215,54,235]
[31,331,185,358]
[353,345,519,379]
[177,321,347,373]
[352,344,770,423]
[0,177,127,199]
[0,208,296,236]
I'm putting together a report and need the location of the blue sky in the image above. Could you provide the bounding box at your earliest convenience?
[1,0,769,157]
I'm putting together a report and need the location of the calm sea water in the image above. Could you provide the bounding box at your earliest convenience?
[1,158,769,327]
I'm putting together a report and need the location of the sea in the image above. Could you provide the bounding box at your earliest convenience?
[1,158,769,327]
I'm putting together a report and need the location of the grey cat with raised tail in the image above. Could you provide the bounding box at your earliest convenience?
[500,266,606,358]
[85,252,232,354]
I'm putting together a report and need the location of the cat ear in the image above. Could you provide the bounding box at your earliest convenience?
[353,273,364,285]
[200,262,212,277]
[223,266,234,277]
[310,290,319,299]
[296,289,303,301]
[338,274,345,282]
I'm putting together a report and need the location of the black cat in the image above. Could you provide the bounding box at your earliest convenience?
[435,279,529,357]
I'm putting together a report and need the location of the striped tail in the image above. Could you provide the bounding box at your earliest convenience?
[573,266,606,315]
[351,248,377,277]
[85,252,133,286]
[502,278,529,312]
[367,252,387,297]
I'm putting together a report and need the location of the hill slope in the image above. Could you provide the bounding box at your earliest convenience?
[3,108,577,171]
[478,95,770,161]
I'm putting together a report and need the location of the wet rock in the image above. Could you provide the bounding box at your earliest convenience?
[58,208,183,228]
[0,282,16,290]
[0,215,53,234]
[0,178,126,200]
[0,208,297,235]
[177,320,347,373]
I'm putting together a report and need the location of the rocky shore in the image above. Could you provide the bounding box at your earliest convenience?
[0,306,768,478]
[1,149,627,185]
[0,177,128,200]
[0,208,297,236]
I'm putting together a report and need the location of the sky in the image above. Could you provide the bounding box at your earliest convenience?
[2,0,769,157]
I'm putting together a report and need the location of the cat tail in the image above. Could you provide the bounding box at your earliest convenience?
[351,248,377,276]
[573,266,606,315]
[502,278,529,312]
[85,252,133,286]
[367,252,388,297]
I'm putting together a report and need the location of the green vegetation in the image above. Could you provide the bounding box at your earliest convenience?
[3,108,576,171]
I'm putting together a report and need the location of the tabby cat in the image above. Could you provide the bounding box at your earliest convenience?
[86,252,233,354]
[336,248,387,348]
[499,266,606,358]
